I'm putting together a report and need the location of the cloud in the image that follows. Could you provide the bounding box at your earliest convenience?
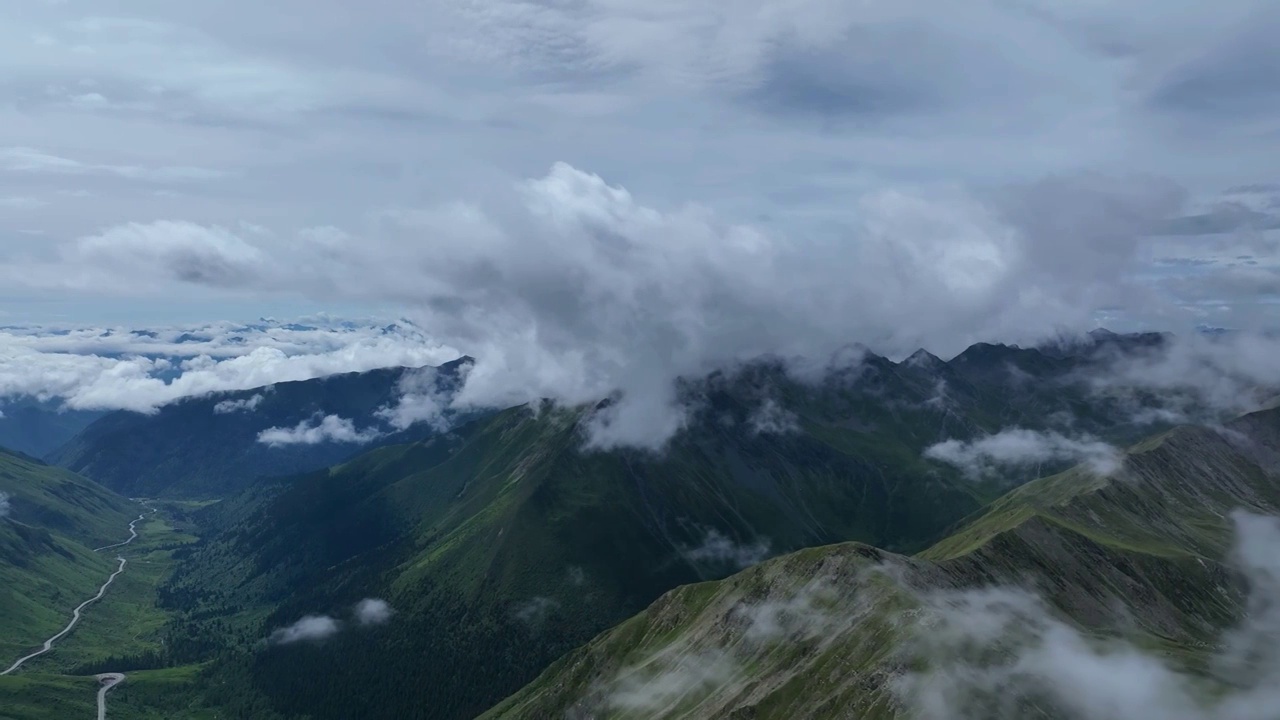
[680,529,772,570]
[4,164,1196,450]
[925,429,1123,480]
[607,650,738,714]
[65,221,264,288]
[353,598,393,626]
[269,615,340,645]
[1087,332,1280,422]
[257,414,381,447]
[513,597,559,626]
[747,399,799,436]
[3,0,1280,451]
[0,492,10,518]
[896,511,1280,720]
[0,319,458,413]
[375,366,457,431]
[0,146,226,182]
[213,392,264,414]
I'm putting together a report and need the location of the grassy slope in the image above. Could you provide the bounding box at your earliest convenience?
[0,450,137,662]
[163,385,991,720]
[482,406,1280,719]
[0,501,230,720]
[153,342,1188,720]
[50,359,472,498]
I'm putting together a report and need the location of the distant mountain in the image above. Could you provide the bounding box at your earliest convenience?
[483,405,1280,719]
[151,336,1184,720]
[49,358,474,498]
[0,399,104,459]
[0,448,138,663]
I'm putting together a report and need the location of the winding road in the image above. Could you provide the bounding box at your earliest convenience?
[0,500,156,718]
[95,673,125,720]
[0,555,129,676]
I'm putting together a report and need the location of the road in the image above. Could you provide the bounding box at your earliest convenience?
[95,673,125,720]
[0,555,129,676]
[0,499,156,718]
[1,502,156,676]
[93,504,156,552]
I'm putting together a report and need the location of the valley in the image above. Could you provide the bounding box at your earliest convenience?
[1,335,1277,720]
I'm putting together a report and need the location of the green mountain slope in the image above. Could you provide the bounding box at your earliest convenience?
[482,405,1280,720]
[150,339,1178,720]
[0,449,138,663]
[0,400,104,459]
[49,358,472,498]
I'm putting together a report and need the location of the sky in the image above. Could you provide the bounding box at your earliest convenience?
[2,0,1280,446]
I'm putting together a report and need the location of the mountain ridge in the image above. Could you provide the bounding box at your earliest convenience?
[481,405,1280,719]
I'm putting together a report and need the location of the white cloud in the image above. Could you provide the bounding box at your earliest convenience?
[213,392,263,414]
[925,429,1123,479]
[680,530,772,570]
[896,511,1280,720]
[513,596,559,626]
[747,399,799,436]
[0,0,1278,451]
[608,650,737,714]
[0,491,10,518]
[1088,332,1280,421]
[269,615,340,645]
[1,164,1194,450]
[0,319,458,413]
[257,414,381,447]
[375,366,455,431]
[353,598,393,626]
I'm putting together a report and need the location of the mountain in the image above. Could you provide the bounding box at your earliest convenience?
[49,357,473,498]
[482,404,1280,719]
[146,338,1183,720]
[0,448,139,663]
[0,399,104,459]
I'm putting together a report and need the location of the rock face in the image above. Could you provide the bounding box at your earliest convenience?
[481,406,1280,720]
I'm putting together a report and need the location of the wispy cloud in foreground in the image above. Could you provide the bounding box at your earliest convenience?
[213,393,264,414]
[897,511,1280,720]
[269,615,340,645]
[354,598,394,626]
[680,529,772,570]
[270,598,395,645]
[257,414,381,447]
[925,428,1123,480]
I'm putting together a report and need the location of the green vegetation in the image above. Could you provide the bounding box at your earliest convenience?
[49,359,473,498]
[0,674,97,720]
[483,406,1280,719]
[141,339,1187,720]
[3,334,1232,719]
[21,508,199,675]
[0,449,137,662]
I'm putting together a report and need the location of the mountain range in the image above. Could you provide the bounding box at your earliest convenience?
[2,330,1273,720]
[483,402,1280,719]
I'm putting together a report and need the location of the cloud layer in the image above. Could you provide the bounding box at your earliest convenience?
[2,164,1213,448]
[257,414,382,447]
[269,598,396,645]
[2,1,1279,449]
[898,511,1280,720]
[269,615,340,645]
[0,319,457,413]
[925,429,1123,480]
